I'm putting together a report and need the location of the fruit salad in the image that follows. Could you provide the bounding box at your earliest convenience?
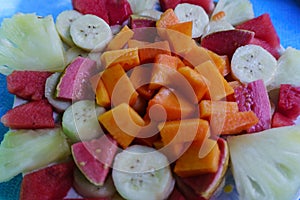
[0,0,300,200]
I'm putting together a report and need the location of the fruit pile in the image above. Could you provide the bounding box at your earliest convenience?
[0,0,300,200]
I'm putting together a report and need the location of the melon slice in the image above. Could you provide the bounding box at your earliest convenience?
[71,135,118,186]
[227,125,300,200]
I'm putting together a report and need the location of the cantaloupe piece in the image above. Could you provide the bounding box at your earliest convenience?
[100,48,140,70]
[127,39,150,48]
[95,77,111,108]
[138,41,171,63]
[101,64,138,106]
[156,9,179,39]
[207,50,230,76]
[106,25,134,50]
[199,100,239,119]
[174,139,220,178]
[195,60,234,100]
[167,21,193,37]
[98,103,145,149]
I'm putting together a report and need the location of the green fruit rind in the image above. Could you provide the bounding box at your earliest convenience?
[0,128,70,182]
[0,14,66,75]
[228,125,300,200]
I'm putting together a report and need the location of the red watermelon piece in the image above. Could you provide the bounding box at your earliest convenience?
[106,0,133,25]
[6,71,52,101]
[1,99,55,129]
[20,161,74,200]
[71,135,118,186]
[234,79,271,133]
[201,29,254,59]
[72,0,109,23]
[159,0,181,11]
[236,14,280,53]
[250,37,281,59]
[271,112,295,128]
[168,187,187,200]
[277,84,300,120]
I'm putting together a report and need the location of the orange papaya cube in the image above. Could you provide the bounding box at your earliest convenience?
[182,42,212,67]
[178,67,208,103]
[106,25,134,50]
[100,47,140,71]
[98,103,145,149]
[199,100,239,119]
[195,61,234,100]
[174,139,220,177]
[127,39,150,48]
[147,87,196,121]
[158,118,210,146]
[167,21,193,37]
[129,64,156,100]
[165,28,194,55]
[138,41,171,63]
[95,78,111,108]
[101,64,138,106]
[156,9,179,39]
[210,111,259,136]
[207,50,230,77]
[149,54,180,90]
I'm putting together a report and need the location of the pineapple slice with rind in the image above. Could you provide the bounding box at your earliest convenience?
[227,125,300,200]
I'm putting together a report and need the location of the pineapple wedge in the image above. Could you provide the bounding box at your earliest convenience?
[227,125,300,200]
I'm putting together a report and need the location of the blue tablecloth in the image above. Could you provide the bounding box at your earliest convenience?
[0,0,299,199]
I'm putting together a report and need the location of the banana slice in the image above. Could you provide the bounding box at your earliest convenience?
[70,14,113,52]
[211,0,254,26]
[231,44,277,87]
[202,19,235,38]
[174,3,209,38]
[112,145,175,200]
[56,10,83,46]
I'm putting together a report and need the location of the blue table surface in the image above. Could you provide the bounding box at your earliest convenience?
[0,0,299,199]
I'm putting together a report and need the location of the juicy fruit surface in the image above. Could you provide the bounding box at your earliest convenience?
[6,71,52,101]
[1,99,55,129]
[228,125,300,200]
[20,161,74,200]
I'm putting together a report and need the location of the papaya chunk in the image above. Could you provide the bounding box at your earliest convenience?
[156,9,179,39]
[147,87,197,121]
[195,60,234,100]
[182,43,212,67]
[100,64,138,106]
[199,100,239,119]
[174,139,220,178]
[210,111,259,135]
[138,41,171,63]
[100,48,140,70]
[106,25,134,50]
[95,78,111,108]
[167,21,193,37]
[178,67,208,103]
[127,39,150,48]
[206,50,230,76]
[98,103,145,149]
[158,118,210,146]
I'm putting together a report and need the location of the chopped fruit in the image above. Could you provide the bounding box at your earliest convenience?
[236,13,280,51]
[72,0,109,23]
[201,29,255,59]
[209,111,259,135]
[106,25,134,51]
[100,64,138,106]
[101,48,140,70]
[129,15,156,29]
[277,84,300,121]
[272,112,295,128]
[177,138,229,200]
[156,9,180,28]
[106,0,133,25]
[182,42,212,67]
[227,125,300,200]
[127,39,150,48]
[147,87,197,121]
[1,99,54,129]
[6,71,52,101]
[211,11,226,21]
[167,21,193,37]
[56,57,97,101]
[20,161,74,200]
[98,103,145,149]
[195,61,234,101]
[168,187,186,200]
[159,0,181,11]
[199,100,239,119]
[138,41,171,63]
[206,50,230,76]
[93,77,111,108]
[72,135,118,186]
[234,79,272,132]
[174,139,220,178]
[181,0,215,14]
[250,37,280,59]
